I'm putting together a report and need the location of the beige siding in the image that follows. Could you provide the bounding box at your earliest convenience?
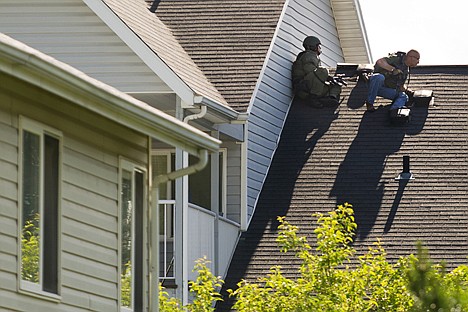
[0,110,19,303]
[224,141,242,223]
[0,0,171,93]
[0,73,148,311]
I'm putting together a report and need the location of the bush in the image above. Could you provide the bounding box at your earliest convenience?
[160,203,468,311]
[228,203,412,311]
[159,257,223,312]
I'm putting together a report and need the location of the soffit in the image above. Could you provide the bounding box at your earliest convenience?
[330,0,371,64]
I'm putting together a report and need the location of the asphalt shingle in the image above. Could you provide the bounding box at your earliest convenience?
[218,65,468,311]
[147,0,286,112]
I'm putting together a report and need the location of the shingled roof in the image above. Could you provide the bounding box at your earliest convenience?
[218,65,468,310]
[104,0,228,106]
[147,0,286,112]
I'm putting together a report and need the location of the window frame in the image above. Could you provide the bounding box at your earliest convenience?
[119,159,147,312]
[17,116,62,301]
[151,148,227,282]
[152,149,227,213]
[218,148,228,217]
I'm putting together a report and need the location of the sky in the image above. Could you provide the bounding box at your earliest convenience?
[358,0,468,65]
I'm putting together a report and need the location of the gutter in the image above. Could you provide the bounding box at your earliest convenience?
[184,105,208,124]
[0,33,221,156]
[192,95,239,122]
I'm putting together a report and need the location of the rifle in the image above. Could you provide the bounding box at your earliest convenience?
[333,63,374,83]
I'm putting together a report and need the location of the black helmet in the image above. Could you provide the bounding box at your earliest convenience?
[303,36,321,49]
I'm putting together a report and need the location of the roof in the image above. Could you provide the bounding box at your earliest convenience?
[0,33,220,155]
[147,0,287,112]
[101,0,228,107]
[218,65,468,310]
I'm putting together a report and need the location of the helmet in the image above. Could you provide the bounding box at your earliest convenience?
[303,36,321,49]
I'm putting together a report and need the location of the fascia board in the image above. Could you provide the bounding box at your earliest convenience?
[352,0,372,63]
[0,34,220,155]
[330,0,372,63]
[196,95,239,122]
[83,0,196,106]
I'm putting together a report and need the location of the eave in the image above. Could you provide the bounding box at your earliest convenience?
[0,33,220,155]
[330,0,372,64]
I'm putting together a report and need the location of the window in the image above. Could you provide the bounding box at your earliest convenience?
[189,149,227,214]
[152,150,226,211]
[152,152,176,283]
[151,149,227,281]
[120,160,146,312]
[19,117,61,298]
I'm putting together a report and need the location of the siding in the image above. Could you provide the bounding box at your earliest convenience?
[104,0,228,107]
[0,0,170,93]
[224,141,242,223]
[0,74,148,311]
[245,0,345,222]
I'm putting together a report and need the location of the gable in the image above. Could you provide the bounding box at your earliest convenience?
[0,0,173,94]
[101,0,229,107]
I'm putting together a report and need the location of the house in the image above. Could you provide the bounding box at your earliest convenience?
[0,0,371,307]
[0,33,220,311]
[218,65,468,310]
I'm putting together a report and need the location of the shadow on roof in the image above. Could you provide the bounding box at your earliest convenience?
[330,91,429,239]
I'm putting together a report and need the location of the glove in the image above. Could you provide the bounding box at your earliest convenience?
[391,68,403,76]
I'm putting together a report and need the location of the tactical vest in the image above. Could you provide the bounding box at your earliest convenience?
[291,51,330,97]
[374,52,408,89]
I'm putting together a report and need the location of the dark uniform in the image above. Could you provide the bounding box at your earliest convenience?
[292,37,341,102]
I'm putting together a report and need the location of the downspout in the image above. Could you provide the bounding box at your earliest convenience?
[153,149,209,185]
[181,105,207,305]
[183,105,207,124]
[150,148,209,311]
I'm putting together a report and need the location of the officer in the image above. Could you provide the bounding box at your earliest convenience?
[365,49,420,112]
[292,36,341,107]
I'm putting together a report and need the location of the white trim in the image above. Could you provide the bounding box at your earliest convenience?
[246,0,291,115]
[219,148,228,217]
[0,33,220,156]
[240,138,248,231]
[353,0,373,63]
[118,158,148,312]
[82,0,196,106]
[17,116,63,302]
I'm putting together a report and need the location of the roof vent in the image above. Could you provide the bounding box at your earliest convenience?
[395,155,414,180]
[409,89,434,107]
